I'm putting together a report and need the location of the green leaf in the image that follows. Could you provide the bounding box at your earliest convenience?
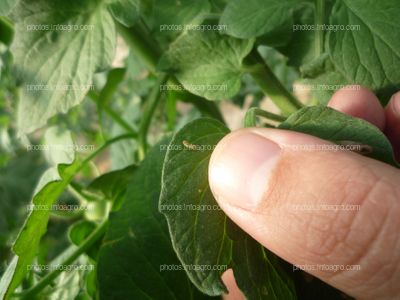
[43,246,93,299]
[0,152,45,256]
[98,68,126,108]
[327,0,400,94]
[150,0,211,37]
[160,118,296,298]
[277,4,317,67]
[220,0,301,39]
[279,106,398,167]
[0,0,17,16]
[97,139,212,299]
[301,69,348,105]
[86,165,136,208]
[107,0,140,26]
[69,220,100,260]
[299,54,349,105]
[49,263,83,299]
[159,30,254,100]
[2,128,81,298]
[10,0,116,135]
[43,127,75,166]
[85,269,97,299]
[0,17,13,46]
[0,257,18,300]
[69,221,97,246]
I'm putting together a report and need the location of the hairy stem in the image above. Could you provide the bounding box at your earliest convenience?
[103,105,138,135]
[138,74,168,159]
[115,22,160,73]
[80,134,136,169]
[244,108,286,128]
[166,79,225,122]
[88,92,138,136]
[246,50,302,116]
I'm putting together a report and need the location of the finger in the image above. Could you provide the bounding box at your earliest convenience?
[222,269,245,300]
[384,92,400,161]
[327,85,385,130]
[209,128,400,300]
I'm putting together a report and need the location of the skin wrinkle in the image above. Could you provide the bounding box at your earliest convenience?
[388,226,400,295]
[259,148,399,279]
[331,205,392,297]
[306,158,398,298]
[295,157,367,263]
[320,164,383,262]
[216,87,400,299]
[358,212,395,291]
[351,181,400,292]
[213,123,400,299]
[333,179,389,269]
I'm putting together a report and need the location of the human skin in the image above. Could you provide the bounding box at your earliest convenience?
[208,86,400,300]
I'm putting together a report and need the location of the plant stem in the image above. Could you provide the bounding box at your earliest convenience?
[246,50,302,116]
[115,21,225,123]
[166,79,225,122]
[10,135,133,299]
[315,0,325,56]
[244,108,286,128]
[15,221,109,299]
[138,74,168,159]
[103,106,138,134]
[88,92,138,136]
[68,181,99,202]
[166,92,177,131]
[80,134,136,169]
[115,22,160,73]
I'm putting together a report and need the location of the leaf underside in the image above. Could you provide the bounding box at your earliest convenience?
[10,0,116,135]
[279,106,398,167]
[159,118,296,299]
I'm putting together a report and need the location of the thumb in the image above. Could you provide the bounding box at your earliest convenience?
[208,128,400,300]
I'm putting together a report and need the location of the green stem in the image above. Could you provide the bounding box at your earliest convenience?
[138,74,168,159]
[115,22,160,73]
[103,106,138,135]
[315,0,325,56]
[68,182,98,202]
[166,91,177,131]
[244,108,286,128]
[10,136,133,298]
[15,221,109,299]
[116,21,225,123]
[167,78,225,122]
[88,92,138,135]
[80,134,136,169]
[246,50,302,116]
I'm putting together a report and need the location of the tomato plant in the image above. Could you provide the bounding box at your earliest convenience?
[0,0,399,299]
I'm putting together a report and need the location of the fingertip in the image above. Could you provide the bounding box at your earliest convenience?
[386,91,400,118]
[328,85,385,130]
[209,129,282,211]
[209,127,400,300]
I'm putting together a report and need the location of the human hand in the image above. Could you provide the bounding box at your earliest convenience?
[208,86,400,299]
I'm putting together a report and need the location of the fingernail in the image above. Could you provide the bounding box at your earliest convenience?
[209,131,281,210]
[391,92,400,117]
